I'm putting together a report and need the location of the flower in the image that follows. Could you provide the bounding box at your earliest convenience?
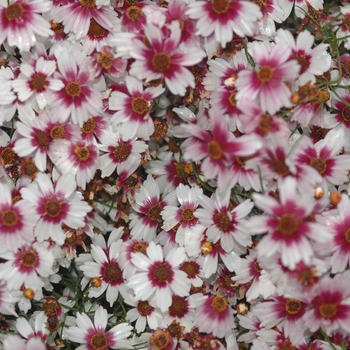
[186,0,262,47]
[193,295,235,339]
[65,306,133,349]
[236,41,300,115]
[20,172,92,245]
[127,241,191,312]
[0,0,53,52]
[127,21,206,95]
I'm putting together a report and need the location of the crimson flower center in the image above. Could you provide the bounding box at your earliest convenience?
[271,159,289,176]
[257,66,274,83]
[253,260,262,273]
[89,19,108,38]
[259,115,272,133]
[65,81,81,97]
[169,296,188,317]
[345,228,350,243]
[126,6,143,21]
[50,126,65,139]
[152,262,172,283]
[6,3,24,20]
[147,204,163,222]
[278,214,299,236]
[214,211,231,231]
[80,0,96,9]
[74,146,90,161]
[43,300,59,316]
[342,106,350,122]
[1,147,17,165]
[228,91,237,107]
[82,118,97,133]
[152,53,171,72]
[21,249,38,267]
[30,73,47,92]
[285,299,302,315]
[37,130,51,147]
[90,333,108,350]
[137,300,153,316]
[180,261,199,278]
[99,53,114,70]
[133,242,148,254]
[113,143,131,162]
[131,96,149,114]
[2,210,18,226]
[102,262,122,283]
[45,200,62,218]
[291,53,309,74]
[211,0,230,14]
[310,157,327,175]
[211,295,228,312]
[319,303,337,319]
[207,140,223,160]
[181,208,195,221]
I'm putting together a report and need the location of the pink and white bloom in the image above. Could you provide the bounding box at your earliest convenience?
[0,181,37,254]
[109,75,165,140]
[127,241,191,313]
[54,0,115,40]
[12,57,64,110]
[236,41,300,115]
[275,29,330,85]
[51,51,103,126]
[65,306,132,349]
[193,294,234,339]
[247,176,331,270]
[161,184,203,247]
[303,272,350,335]
[20,172,92,245]
[52,140,99,190]
[129,174,177,242]
[128,21,206,95]
[0,0,53,52]
[195,190,254,254]
[0,242,54,291]
[186,0,262,47]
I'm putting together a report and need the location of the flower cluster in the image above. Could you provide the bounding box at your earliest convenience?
[1,0,350,349]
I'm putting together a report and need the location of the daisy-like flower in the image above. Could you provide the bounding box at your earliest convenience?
[0,0,53,52]
[52,140,99,190]
[54,0,115,40]
[13,109,79,172]
[292,127,350,186]
[80,116,109,144]
[65,306,132,350]
[127,21,206,95]
[321,195,350,273]
[51,51,103,126]
[12,57,64,110]
[127,241,191,313]
[303,271,350,335]
[0,242,54,291]
[125,296,162,333]
[20,172,92,245]
[79,229,128,307]
[0,181,37,254]
[109,75,165,141]
[161,184,203,247]
[275,29,330,85]
[186,0,262,47]
[129,174,177,242]
[232,250,276,302]
[247,176,331,270]
[193,294,234,339]
[195,190,254,254]
[98,129,148,178]
[172,108,261,197]
[3,335,46,350]
[236,41,300,115]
